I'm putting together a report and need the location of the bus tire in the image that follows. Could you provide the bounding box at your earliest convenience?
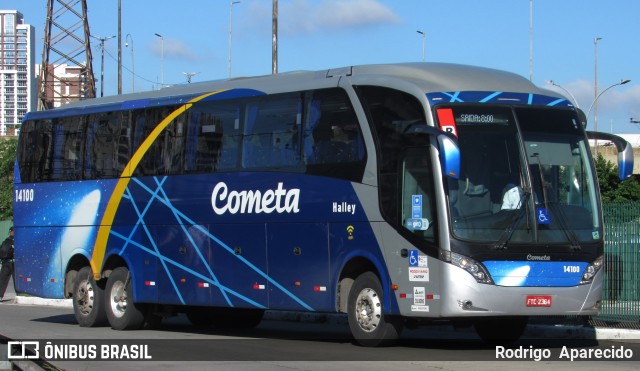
[72,266,107,327]
[105,267,145,330]
[474,316,528,345]
[347,272,402,347]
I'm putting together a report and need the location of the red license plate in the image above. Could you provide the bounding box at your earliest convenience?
[526,295,552,307]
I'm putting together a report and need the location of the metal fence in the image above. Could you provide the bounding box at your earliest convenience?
[593,202,640,328]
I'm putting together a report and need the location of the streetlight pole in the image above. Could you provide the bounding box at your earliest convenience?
[593,37,602,132]
[228,1,240,79]
[416,30,425,62]
[90,34,116,97]
[125,33,135,93]
[155,33,164,87]
[586,79,631,119]
[586,79,631,154]
[545,80,579,108]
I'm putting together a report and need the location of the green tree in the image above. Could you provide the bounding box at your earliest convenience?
[0,138,17,220]
[594,153,640,202]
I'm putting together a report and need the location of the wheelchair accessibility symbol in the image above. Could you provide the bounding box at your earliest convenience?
[409,250,419,266]
[536,207,550,225]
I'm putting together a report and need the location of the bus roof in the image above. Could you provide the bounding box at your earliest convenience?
[25,62,562,120]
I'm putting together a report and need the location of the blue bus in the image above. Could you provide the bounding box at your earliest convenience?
[13,63,633,346]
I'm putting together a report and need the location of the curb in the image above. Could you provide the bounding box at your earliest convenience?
[14,296,72,308]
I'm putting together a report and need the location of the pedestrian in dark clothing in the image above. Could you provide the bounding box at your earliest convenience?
[0,226,15,301]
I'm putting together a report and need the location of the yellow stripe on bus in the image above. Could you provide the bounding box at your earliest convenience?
[90,90,224,279]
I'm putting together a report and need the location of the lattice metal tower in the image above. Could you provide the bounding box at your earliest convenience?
[38,0,96,110]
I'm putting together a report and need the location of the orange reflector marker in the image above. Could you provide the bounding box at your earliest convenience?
[49,278,56,282]
[180,278,186,283]
[295,281,301,286]
[391,284,399,290]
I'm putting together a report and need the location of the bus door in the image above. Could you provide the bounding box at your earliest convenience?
[266,223,331,311]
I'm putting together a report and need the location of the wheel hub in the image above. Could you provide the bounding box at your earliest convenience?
[77,280,94,315]
[355,288,381,332]
[109,281,127,319]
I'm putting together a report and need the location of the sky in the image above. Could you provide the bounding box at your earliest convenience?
[5,0,640,134]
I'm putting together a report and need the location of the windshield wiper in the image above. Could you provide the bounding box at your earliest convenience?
[547,201,581,251]
[530,153,581,250]
[493,187,531,250]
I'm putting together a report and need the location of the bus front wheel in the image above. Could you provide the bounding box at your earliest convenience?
[72,266,107,327]
[347,272,402,347]
[105,267,145,330]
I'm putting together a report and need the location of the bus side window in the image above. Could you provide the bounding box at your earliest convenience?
[303,88,365,181]
[84,112,129,179]
[401,147,436,243]
[51,116,84,181]
[133,107,180,176]
[17,120,52,183]
[186,101,241,173]
[162,115,186,175]
[242,94,301,169]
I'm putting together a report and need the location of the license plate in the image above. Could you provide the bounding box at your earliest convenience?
[526,295,552,307]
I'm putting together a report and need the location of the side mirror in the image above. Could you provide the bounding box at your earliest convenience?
[405,124,460,179]
[437,134,460,179]
[586,131,634,180]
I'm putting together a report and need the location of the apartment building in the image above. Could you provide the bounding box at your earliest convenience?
[0,10,36,137]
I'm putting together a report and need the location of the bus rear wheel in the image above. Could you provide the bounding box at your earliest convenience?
[105,267,145,330]
[72,266,107,327]
[347,272,402,347]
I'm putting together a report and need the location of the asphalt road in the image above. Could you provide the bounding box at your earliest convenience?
[1,277,639,370]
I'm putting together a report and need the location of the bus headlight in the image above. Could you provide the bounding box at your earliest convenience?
[449,252,494,284]
[580,255,604,285]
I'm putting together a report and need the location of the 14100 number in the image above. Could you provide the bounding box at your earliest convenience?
[15,188,34,202]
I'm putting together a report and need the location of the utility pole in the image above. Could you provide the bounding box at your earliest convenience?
[228,1,240,78]
[118,0,122,94]
[529,0,533,82]
[91,35,116,97]
[272,0,278,74]
[39,0,96,109]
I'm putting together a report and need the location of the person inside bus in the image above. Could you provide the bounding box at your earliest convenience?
[314,120,357,163]
[501,183,524,210]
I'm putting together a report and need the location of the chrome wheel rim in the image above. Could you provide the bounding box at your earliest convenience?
[354,287,381,332]
[110,281,127,319]
[77,279,94,315]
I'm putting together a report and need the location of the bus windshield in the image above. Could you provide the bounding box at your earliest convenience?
[444,106,600,244]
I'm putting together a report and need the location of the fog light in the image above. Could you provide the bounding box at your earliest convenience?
[458,300,473,310]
